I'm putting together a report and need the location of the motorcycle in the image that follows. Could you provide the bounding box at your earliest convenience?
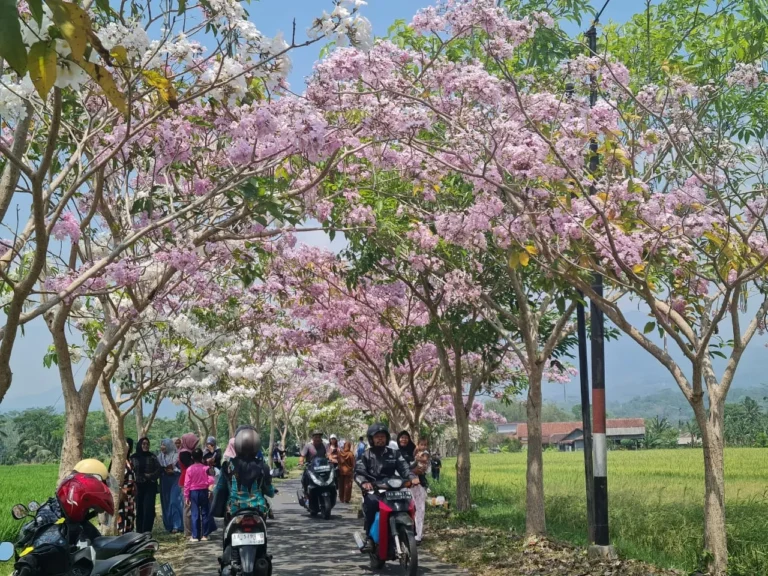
[296,457,336,519]
[218,509,271,576]
[353,477,418,576]
[10,501,173,576]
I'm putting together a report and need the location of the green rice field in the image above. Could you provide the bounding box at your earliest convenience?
[432,449,768,575]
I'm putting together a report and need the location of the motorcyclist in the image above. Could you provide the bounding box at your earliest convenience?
[298,430,327,500]
[355,423,416,551]
[211,426,274,520]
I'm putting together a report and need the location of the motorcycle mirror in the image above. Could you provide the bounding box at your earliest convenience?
[27,501,40,512]
[0,542,13,561]
[11,504,28,520]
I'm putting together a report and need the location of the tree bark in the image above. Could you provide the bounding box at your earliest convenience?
[99,382,127,535]
[135,397,145,439]
[267,404,276,461]
[694,396,728,576]
[525,367,546,535]
[281,424,289,450]
[453,400,472,512]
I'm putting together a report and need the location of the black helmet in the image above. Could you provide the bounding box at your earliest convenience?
[366,423,390,446]
[234,426,261,459]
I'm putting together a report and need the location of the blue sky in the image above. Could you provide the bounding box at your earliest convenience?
[9,0,759,415]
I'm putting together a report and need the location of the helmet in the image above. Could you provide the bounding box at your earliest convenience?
[330,434,338,440]
[56,472,114,522]
[311,430,323,438]
[234,426,261,459]
[366,423,390,446]
[73,459,109,482]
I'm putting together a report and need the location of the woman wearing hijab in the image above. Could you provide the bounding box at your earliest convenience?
[131,437,162,533]
[178,433,199,537]
[117,438,137,534]
[397,430,428,544]
[158,438,184,534]
[203,436,222,469]
[337,440,355,503]
[222,437,236,462]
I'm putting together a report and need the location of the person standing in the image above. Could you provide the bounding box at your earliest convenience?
[397,431,428,544]
[430,451,442,482]
[131,437,162,534]
[184,448,215,542]
[116,438,136,534]
[222,437,236,463]
[337,441,355,503]
[203,437,222,470]
[178,433,199,537]
[356,436,366,459]
[157,438,183,534]
[412,438,431,544]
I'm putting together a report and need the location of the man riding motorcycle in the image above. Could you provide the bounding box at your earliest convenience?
[355,423,416,552]
[298,430,327,501]
[212,426,274,519]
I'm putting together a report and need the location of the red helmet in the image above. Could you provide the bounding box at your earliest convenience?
[56,472,115,522]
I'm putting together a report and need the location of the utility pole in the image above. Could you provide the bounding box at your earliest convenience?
[567,77,596,545]
[586,3,614,558]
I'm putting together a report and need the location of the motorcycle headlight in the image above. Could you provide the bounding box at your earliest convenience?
[387,478,404,489]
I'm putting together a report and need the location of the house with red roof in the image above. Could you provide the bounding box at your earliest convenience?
[497,418,646,451]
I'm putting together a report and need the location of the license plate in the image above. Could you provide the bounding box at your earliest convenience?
[314,465,331,472]
[386,491,412,500]
[157,564,176,576]
[231,532,265,546]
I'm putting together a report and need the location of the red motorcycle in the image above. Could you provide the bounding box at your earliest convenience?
[354,477,418,576]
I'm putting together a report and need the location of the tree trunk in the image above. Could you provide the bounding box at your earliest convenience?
[453,401,472,512]
[281,424,289,450]
[135,398,145,439]
[251,403,261,430]
[695,396,728,576]
[228,405,240,438]
[60,399,88,480]
[99,383,126,535]
[525,368,546,535]
[267,404,276,461]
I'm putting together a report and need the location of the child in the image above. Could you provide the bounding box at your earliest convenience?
[184,448,215,542]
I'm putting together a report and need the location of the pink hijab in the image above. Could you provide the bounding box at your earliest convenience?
[179,433,199,455]
[223,437,236,459]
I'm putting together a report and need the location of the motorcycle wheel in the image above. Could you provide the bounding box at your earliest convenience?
[321,494,332,520]
[398,527,418,576]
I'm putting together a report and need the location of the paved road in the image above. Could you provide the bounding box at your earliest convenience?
[179,477,466,576]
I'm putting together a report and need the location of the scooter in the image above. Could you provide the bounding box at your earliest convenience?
[296,457,336,520]
[353,476,418,576]
[10,501,172,575]
[218,509,271,576]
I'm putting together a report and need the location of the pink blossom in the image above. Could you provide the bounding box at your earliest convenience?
[51,212,81,243]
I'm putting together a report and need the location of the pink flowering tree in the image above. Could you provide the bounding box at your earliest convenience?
[0,0,373,410]
[268,244,446,435]
[300,0,768,570]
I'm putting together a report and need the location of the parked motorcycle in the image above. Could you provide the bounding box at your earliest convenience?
[9,501,173,576]
[218,509,271,576]
[354,477,418,576]
[296,457,336,519]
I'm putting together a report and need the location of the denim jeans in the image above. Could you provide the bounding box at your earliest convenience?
[190,489,210,540]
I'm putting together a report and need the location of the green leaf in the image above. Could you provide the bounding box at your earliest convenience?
[0,0,28,75]
[28,0,44,25]
[643,321,656,334]
[28,41,57,100]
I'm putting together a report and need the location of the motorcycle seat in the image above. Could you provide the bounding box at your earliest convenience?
[92,532,149,558]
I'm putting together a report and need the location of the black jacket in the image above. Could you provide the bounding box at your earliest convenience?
[354,446,413,486]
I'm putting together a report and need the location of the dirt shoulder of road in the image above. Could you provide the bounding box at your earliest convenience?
[422,508,689,576]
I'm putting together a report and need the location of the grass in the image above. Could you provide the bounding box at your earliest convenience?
[429,449,768,576]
